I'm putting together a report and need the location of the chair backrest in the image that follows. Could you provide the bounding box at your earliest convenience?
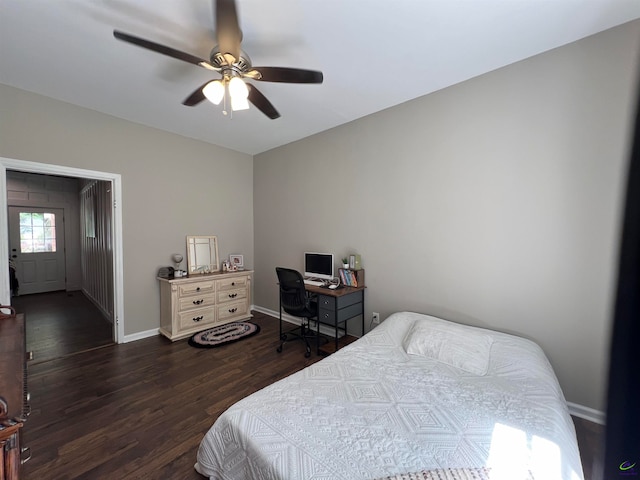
[276,267,310,317]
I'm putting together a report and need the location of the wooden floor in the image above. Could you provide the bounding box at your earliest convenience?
[21,310,604,480]
[573,415,605,480]
[12,290,114,364]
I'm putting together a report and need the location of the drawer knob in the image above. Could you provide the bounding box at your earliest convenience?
[231,282,235,286]
[323,313,329,319]
[193,299,204,305]
[193,316,203,322]
[196,287,201,292]
[228,293,237,298]
[228,307,237,313]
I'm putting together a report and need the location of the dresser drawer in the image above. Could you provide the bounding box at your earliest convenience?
[179,293,216,312]
[178,281,215,297]
[217,287,247,304]
[216,276,248,291]
[318,302,362,325]
[318,291,363,310]
[178,307,216,330]
[318,308,335,324]
[217,300,249,322]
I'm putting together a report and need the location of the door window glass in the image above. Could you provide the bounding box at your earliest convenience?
[19,212,57,253]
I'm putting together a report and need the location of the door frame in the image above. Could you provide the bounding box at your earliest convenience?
[0,157,125,343]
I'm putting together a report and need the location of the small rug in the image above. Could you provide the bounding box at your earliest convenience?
[188,321,260,348]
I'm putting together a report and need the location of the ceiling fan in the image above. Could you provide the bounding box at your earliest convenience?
[113,0,323,119]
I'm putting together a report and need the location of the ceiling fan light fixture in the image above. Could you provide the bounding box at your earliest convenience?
[231,96,250,111]
[229,76,250,111]
[113,0,322,120]
[203,80,225,105]
[228,76,248,99]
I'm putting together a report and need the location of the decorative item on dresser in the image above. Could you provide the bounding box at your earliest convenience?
[0,306,31,479]
[158,270,253,341]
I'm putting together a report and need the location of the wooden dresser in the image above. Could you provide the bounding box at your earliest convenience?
[158,270,253,341]
[0,310,31,479]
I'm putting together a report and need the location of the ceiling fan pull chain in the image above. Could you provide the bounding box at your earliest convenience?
[223,88,228,116]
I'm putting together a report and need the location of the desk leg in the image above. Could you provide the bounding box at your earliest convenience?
[362,290,365,336]
[279,295,283,340]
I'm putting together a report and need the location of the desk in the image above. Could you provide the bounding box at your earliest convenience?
[304,284,365,355]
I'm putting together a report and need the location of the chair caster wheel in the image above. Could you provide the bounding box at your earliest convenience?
[305,350,311,358]
[276,346,283,353]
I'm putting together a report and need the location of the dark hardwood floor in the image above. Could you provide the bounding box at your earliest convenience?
[21,310,604,480]
[573,415,605,480]
[12,290,114,364]
[23,312,322,479]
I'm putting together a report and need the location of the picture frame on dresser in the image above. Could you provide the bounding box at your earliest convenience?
[229,254,244,269]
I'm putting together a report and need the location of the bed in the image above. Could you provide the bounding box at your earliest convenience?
[195,311,584,480]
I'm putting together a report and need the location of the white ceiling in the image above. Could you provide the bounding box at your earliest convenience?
[2,1,640,155]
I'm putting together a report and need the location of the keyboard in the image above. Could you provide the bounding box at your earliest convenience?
[303,278,325,287]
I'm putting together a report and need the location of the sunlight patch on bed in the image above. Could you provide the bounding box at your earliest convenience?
[487,423,581,480]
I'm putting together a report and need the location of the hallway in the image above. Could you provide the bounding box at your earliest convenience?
[12,290,114,364]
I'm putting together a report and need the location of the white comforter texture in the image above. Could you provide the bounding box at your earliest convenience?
[195,311,584,480]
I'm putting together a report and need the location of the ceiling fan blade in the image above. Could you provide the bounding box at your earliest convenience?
[113,30,218,71]
[182,81,213,106]
[249,67,323,84]
[215,0,242,62]
[247,84,280,119]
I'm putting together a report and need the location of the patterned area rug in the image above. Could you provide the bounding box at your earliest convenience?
[188,322,260,348]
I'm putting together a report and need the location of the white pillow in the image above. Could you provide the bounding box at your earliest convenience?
[403,318,494,375]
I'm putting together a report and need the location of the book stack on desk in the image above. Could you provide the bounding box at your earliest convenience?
[338,268,365,287]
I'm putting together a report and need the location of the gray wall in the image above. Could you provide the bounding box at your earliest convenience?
[0,85,254,336]
[254,20,640,411]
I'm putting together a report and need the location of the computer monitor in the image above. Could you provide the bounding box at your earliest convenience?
[304,252,334,280]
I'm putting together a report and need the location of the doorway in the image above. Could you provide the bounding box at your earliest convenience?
[0,158,125,346]
[8,206,66,295]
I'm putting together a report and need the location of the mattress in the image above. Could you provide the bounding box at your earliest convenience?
[195,311,584,480]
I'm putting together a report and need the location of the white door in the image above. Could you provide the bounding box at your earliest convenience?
[8,207,66,295]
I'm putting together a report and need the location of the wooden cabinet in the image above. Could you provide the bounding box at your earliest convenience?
[0,311,30,479]
[158,271,253,341]
[0,423,23,479]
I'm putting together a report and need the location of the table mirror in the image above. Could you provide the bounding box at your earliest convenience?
[186,236,219,275]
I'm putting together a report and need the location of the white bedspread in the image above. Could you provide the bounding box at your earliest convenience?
[195,312,584,480]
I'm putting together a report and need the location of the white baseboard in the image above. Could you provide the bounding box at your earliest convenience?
[567,402,606,425]
[252,305,278,318]
[252,305,342,338]
[122,307,263,344]
[123,328,159,343]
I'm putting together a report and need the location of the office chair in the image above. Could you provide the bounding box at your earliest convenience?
[275,267,318,358]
